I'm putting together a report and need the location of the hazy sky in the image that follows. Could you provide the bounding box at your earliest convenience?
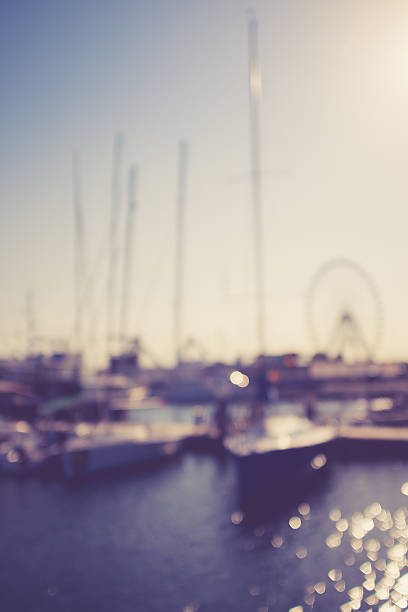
[2,0,408,367]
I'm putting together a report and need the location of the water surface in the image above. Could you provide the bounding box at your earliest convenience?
[2,451,408,611]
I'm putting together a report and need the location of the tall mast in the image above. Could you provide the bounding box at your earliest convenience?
[174,140,188,366]
[25,290,36,355]
[72,151,85,352]
[119,165,138,345]
[248,13,266,355]
[106,133,124,359]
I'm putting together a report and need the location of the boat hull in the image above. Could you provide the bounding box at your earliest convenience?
[232,439,331,502]
[63,439,181,478]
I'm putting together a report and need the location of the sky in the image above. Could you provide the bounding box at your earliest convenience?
[1,0,408,368]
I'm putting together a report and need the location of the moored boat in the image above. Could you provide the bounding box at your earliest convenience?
[61,422,194,478]
[224,415,336,504]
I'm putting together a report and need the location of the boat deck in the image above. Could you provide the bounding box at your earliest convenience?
[339,423,408,442]
[225,415,336,457]
[63,422,210,451]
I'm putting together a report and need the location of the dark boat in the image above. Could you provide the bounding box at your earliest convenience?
[224,415,336,509]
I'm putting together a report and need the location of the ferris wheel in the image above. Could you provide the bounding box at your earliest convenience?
[305,258,383,362]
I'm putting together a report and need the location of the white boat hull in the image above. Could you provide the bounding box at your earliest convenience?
[63,439,180,477]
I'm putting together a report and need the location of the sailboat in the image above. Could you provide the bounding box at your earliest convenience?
[224,15,337,508]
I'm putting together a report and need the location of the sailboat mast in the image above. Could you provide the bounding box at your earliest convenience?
[25,290,36,355]
[106,133,124,360]
[72,151,85,352]
[248,14,265,355]
[119,165,138,345]
[174,140,188,366]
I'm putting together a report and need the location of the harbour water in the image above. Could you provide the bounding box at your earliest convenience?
[2,444,408,611]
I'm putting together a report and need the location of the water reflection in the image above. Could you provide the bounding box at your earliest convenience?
[3,426,408,610]
[0,394,408,612]
[270,491,408,610]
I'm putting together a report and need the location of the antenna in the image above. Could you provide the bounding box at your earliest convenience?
[106,133,125,360]
[26,290,36,355]
[119,165,138,346]
[248,13,266,355]
[72,151,85,352]
[174,140,188,366]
